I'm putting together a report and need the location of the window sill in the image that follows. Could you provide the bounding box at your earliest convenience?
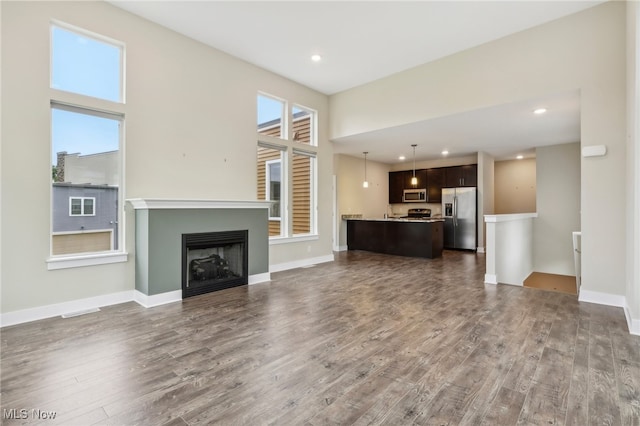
[46,251,128,270]
[269,234,319,245]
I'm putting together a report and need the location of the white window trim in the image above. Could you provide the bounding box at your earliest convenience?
[69,197,96,216]
[258,94,319,242]
[46,251,128,270]
[49,23,127,269]
[50,20,126,104]
[50,103,126,265]
[269,234,319,245]
[258,140,288,239]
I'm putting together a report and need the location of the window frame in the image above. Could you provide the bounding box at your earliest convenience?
[265,158,282,221]
[48,102,126,269]
[256,93,318,242]
[257,141,288,238]
[50,20,126,104]
[257,93,287,140]
[291,104,317,147]
[69,196,96,216]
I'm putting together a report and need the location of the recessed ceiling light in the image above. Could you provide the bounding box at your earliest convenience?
[399,155,406,160]
[533,108,547,115]
[311,54,322,62]
[517,155,524,160]
[442,150,449,156]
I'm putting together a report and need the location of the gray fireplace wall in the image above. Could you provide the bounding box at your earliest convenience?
[135,208,269,295]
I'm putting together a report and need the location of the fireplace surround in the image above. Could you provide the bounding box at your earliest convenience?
[128,199,270,305]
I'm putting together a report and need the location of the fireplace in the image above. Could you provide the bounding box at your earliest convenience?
[182,230,248,298]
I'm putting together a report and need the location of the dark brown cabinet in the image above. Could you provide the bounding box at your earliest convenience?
[444,164,477,187]
[390,164,477,203]
[347,219,443,259]
[426,168,444,203]
[388,169,427,204]
[388,171,406,204]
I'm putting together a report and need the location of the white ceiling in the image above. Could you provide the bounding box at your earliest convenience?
[110,0,601,163]
[333,89,582,163]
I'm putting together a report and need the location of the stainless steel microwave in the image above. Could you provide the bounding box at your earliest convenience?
[403,188,426,203]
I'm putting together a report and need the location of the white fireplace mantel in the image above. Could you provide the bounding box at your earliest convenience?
[127,198,271,210]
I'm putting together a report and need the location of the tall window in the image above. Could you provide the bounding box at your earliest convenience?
[50,23,124,257]
[257,143,286,237]
[51,105,122,255]
[257,93,317,238]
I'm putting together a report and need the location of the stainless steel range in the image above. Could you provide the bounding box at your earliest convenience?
[401,208,431,220]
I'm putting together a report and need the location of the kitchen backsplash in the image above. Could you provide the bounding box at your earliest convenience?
[389,203,442,217]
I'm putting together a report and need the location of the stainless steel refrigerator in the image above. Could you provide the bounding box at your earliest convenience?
[442,187,477,250]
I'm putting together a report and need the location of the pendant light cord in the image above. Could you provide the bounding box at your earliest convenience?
[412,144,417,177]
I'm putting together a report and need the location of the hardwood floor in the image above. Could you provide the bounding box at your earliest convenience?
[1,250,639,425]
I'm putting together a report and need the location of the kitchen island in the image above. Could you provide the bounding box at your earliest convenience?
[346,218,444,259]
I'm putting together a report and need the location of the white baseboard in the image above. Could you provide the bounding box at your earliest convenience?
[133,289,182,308]
[270,254,335,273]
[249,272,271,285]
[624,304,640,336]
[2,270,273,327]
[484,274,498,285]
[1,290,134,328]
[476,247,486,253]
[335,245,348,252]
[578,289,626,308]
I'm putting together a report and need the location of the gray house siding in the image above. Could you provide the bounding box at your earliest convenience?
[52,183,119,248]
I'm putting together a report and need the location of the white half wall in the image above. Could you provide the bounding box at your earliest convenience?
[485,213,537,286]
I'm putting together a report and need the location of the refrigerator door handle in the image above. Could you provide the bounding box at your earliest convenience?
[453,196,458,226]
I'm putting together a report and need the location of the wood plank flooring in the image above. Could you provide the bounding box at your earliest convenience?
[1,250,639,425]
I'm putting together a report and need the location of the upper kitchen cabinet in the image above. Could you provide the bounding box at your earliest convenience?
[410,169,427,189]
[389,169,427,203]
[389,171,407,203]
[444,164,477,187]
[426,168,444,203]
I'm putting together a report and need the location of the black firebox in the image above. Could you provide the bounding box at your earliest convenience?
[181,230,248,298]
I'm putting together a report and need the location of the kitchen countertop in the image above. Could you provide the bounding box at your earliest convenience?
[344,217,444,223]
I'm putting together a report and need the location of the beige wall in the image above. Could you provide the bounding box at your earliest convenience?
[626,1,640,329]
[330,2,627,298]
[334,154,389,248]
[1,1,332,314]
[494,158,536,214]
[533,143,581,276]
[478,152,495,251]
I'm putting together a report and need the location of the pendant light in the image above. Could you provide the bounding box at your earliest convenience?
[411,144,418,186]
[362,152,369,188]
